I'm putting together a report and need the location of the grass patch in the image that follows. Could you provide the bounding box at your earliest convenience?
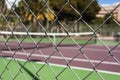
[0,58,120,80]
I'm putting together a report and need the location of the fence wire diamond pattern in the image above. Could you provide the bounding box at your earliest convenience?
[0,0,120,80]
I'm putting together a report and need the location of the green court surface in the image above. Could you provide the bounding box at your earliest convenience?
[96,40,119,46]
[0,58,120,80]
[2,37,97,44]
[2,37,119,46]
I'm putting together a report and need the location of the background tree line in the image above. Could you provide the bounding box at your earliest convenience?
[1,0,120,36]
[0,0,101,32]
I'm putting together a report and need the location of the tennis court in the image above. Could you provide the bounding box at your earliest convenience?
[0,41,120,72]
[0,37,120,80]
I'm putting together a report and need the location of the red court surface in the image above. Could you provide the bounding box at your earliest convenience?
[0,42,120,73]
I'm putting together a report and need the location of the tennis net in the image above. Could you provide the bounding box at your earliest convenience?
[0,31,97,50]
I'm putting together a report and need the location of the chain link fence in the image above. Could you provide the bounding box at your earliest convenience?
[0,0,120,80]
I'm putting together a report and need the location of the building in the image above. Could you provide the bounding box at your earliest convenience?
[96,2,120,21]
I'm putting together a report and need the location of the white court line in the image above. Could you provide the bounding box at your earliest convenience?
[2,51,120,75]
[2,51,120,66]
[58,47,120,53]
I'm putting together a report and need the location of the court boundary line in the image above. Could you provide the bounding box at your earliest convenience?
[2,51,120,66]
[1,51,120,75]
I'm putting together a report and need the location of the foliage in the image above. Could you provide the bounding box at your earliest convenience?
[15,0,100,22]
[0,0,7,14]
[14,0,55,22]
[104,13,119,24]
[49,0,100,22]
[0,0,8,25]
[92,17,103,24]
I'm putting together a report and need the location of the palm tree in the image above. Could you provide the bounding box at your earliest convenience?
[0,0,7,14]
[15,0,55,32]
[0,0,8,31]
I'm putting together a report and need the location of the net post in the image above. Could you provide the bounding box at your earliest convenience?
[53,34,56,46]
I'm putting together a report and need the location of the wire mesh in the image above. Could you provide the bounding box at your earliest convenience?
[0,0,120,80]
